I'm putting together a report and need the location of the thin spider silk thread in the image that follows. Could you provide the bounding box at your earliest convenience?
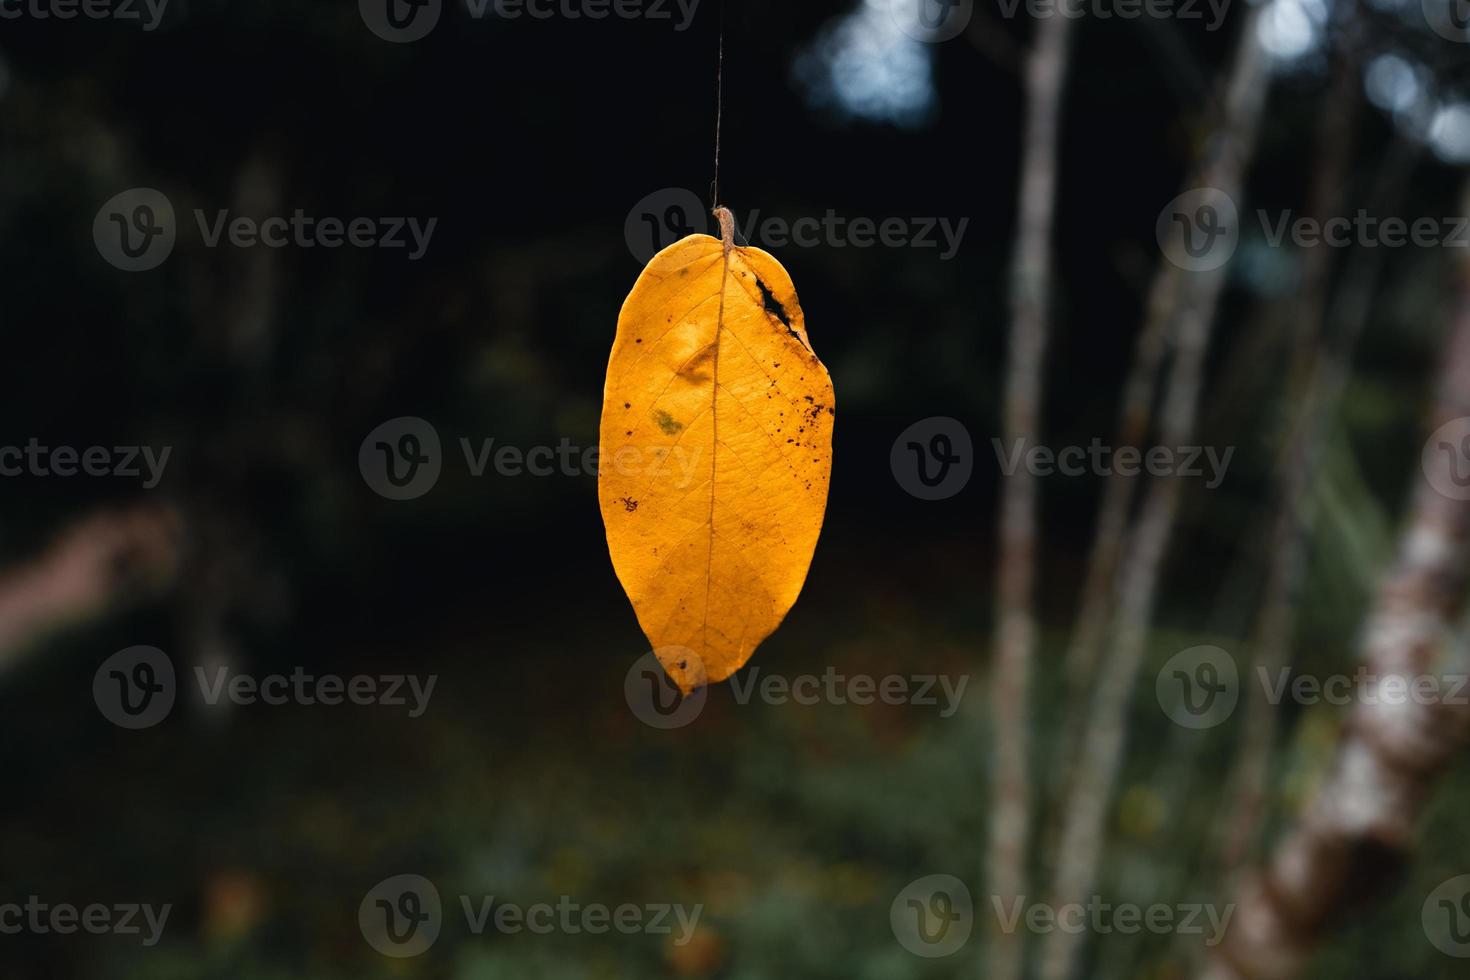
[711,0,724,211]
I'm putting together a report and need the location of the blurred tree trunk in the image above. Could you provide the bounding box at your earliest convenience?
[1201,179,1470,980]
[1217,132,1421,873]
[0,506,181,672]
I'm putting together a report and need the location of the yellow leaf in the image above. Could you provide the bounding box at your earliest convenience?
[600,208,835,692]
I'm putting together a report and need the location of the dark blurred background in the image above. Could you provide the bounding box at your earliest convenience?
[1,0,1469,977]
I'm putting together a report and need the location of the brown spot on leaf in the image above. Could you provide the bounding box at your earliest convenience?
[678,342,717,383]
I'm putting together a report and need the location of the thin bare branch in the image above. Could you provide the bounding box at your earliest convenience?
[989,15,1075,980]
[1040,11,1272,980]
